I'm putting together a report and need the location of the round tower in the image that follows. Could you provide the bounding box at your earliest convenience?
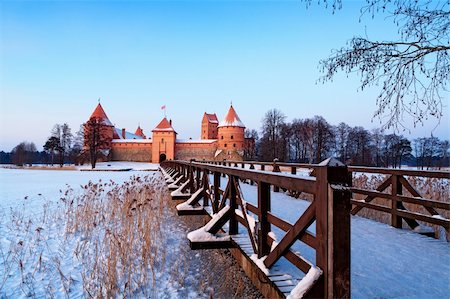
[217,105,245,159]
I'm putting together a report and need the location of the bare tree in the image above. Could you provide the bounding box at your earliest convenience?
[84,117,112,169]
[49,123,73,166]
[244,129,259,160]
[305,0,450,129]
[12,142,36,166]
[259,109,287,161]
[312,116,335,162]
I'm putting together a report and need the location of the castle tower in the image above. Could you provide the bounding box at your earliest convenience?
[152,117,177,163]
[201,113,219,139]
[217,105,245,159]
[135,125,146,139]
[84,103,115,150]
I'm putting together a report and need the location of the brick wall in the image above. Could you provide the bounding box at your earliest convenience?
[175,143,217,161]
[111,143,152,162]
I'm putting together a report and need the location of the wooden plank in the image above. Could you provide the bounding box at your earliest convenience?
[266,212,317,249]
[396,209,450,228]
[258,181,271,257]
[329,182,352,299]
[399,176,441,215]
[351,200,392,213]
[187,162,317,194]
[349,166,450,179]
[391,174,403,228]
[351,176,392,215]
[229,176,238,235]
[264,202,316,268]
[207,207,232,234]
[350,188,450,210]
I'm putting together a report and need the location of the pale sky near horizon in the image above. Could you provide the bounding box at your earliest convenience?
[0,0,448,151]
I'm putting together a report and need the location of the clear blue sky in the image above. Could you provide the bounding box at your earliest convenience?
[0,0,448,151]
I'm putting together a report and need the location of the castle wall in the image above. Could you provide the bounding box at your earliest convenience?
[175,142,217,161]
[111,142,152,162]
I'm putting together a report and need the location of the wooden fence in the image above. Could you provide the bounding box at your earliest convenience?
[197,160,450,235]
[161,158,352,298]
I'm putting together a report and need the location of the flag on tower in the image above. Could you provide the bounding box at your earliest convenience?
[161,105,166,110]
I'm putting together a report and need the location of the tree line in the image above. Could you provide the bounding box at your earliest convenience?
[1,123,84,166]
[246,109,449,169]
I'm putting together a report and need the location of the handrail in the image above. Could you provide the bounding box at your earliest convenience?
[196,159,450,178]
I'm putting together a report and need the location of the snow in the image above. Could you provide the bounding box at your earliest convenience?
[111,139,152,143]
[187,228,231,242]
[176,139,217,144]
[287,266,322,299]
[114,127,144,140]
[176,188,204,211]
[432,214,447,220]
[218,119,245,128]
[187,206,231,242]
[318,157,345,167]
[170,180,190,197]
[77,161,158,171]
[204,205,230,232]
[250,254,270,275]
[235,209,256,236]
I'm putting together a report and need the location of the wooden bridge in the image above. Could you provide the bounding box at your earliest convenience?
[160,159,449,298]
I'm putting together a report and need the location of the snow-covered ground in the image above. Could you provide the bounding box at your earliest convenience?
[210,174,450,298]
[0,167,261,298]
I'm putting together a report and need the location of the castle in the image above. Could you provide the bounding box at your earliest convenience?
[85,103,251,163]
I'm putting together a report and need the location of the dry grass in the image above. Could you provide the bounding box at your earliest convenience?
[0,174,170,297]
[353,173,449,241]
[63,174,169,297]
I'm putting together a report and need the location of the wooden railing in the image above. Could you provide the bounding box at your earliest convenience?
[161,158,352,298]
[348,166,449,232]
[196,160,450,234]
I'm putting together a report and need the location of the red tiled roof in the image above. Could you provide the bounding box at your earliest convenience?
[135,126,146,138]
[152,117,176,132]
[89,103,113,126]
[205,113,219,123]
[218,105,245,128]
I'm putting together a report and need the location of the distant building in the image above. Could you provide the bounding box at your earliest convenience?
[84,103,249,163]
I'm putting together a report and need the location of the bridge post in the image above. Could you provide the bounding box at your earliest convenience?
[195,167,201,190]
[229,176,238,235]
[257,181,271,258]
[272,159,281,192]
[213,172,221,213]
[314,157,351,299]
[188,161,194,193]
[291,166,296,175]
[202,169,209,206]
[391,174,403,228]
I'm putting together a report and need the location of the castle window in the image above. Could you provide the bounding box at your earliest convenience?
[203,130,205,133]
[224,144,227,147]
[161,138,164,143]
[231,135,234,139]
[233,143,236,147]
[221,136,224,140]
